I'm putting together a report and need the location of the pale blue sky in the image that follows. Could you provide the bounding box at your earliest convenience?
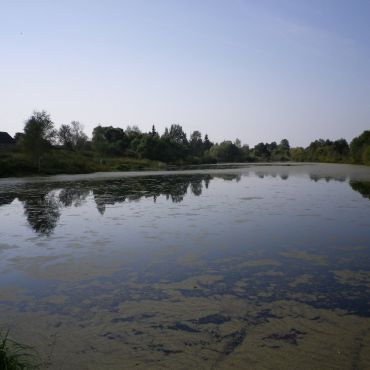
[1,0,369,146]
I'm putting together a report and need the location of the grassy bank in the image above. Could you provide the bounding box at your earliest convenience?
[0,331,39,370]
[0,149,166,178]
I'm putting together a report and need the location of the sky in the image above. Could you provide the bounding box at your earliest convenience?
[1,0,370,147]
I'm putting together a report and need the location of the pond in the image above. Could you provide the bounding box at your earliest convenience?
[0,163,370,369]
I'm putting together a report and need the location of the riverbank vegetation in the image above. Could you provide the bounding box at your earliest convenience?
[0,111,369,177]
[0,330,39,370]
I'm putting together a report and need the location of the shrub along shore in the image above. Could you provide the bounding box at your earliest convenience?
[0,111,369,178]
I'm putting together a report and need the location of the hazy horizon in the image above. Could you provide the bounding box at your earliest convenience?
[1,0,369,147]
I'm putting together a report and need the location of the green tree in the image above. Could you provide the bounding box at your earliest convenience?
[241,144,250,161]
[92,126,127,156]
[210,141,242,162]
[59,121,88,150]
[280,139,290,151]
[58,124,73,149]
[333,139,349,156]
[253,142,270,159]
[124,126,143,155]
[301,138,350,163]
[22,111,56,171]
[151,125,158,137]
[290,147,305,162]
[271,139,290,161]
[190,130,203,157]
[159,124,189,162]
[168,124,188,145]
[203,134,213,151]
[137,134,162,160]
[362,145,370,165]
[350,130,370,164]
[70,121,88,150]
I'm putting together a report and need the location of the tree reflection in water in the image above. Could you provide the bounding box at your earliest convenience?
[0,171,368,236]
[0,174,220,234]
[350,181,370,200]
[19,191,61,236]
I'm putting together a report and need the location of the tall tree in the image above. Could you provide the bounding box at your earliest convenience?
[92,126,127,156]
[22,110,56,171]
[279,139,290,152]
[59,121,88,150]
[168,124,188,145]
[58,124,73,149]
[190,130,203,157]
[70,121,88,150]
[203,134,213,151]
[151,125,158,137]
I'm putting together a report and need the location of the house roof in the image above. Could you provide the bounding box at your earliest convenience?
[0,132,15,144]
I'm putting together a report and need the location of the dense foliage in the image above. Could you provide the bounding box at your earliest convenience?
[0,110,369,177]
[290,132,370,165]
[18,111,56,171]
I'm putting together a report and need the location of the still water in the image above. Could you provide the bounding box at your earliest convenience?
[0,163,370,369]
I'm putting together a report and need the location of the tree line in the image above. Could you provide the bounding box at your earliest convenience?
[15,110,253,168]
[5,110,370,175]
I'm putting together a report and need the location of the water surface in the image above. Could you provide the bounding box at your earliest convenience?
[0,163,370,369]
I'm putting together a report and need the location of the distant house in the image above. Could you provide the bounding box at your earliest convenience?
[0,132,16,148]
